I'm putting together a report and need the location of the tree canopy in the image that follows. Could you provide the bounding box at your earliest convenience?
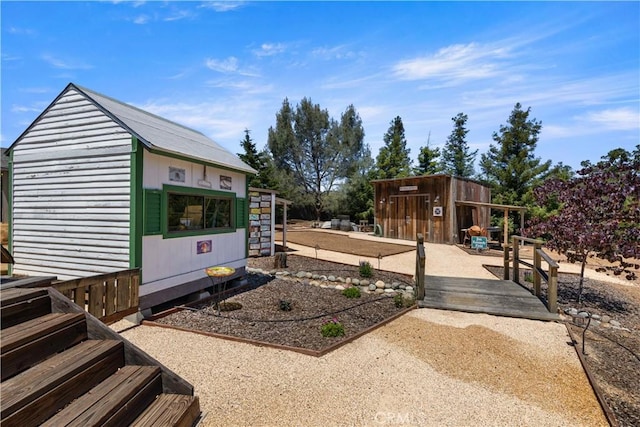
[375,116,412,179]
[480,103,551,206]
[440,113,477,178]
[526,146,640,299]
[414,132,441,176]
[267,98,366,221]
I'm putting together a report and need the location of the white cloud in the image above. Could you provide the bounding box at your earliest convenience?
[582,107,640,131]
[392,42,511,84]
[133,14,150,24]
[205,78,274,95]
[11,105,41,113]
[41,54,92,70]
[311,45,357,60]
[198,2,245,12]
[164,9,194,22]
[253,43,287,57]
[205,56,239,73]
[7,26,37,36]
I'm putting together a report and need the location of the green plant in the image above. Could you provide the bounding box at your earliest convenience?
[394,293,415,308]
[342,287,361,298]
[524,271,533,283]
[279,299,292,311]
[321,318,345,337]
[359,260,373,278]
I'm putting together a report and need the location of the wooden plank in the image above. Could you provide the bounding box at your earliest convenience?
[88,282,105,318]
[1,313,87,381]
[0,294,51,329]
[0,340,124,426]
[131,394,201,427]
[105,277,117,316]
[41,366,162,427]
[47,288,194,396]
[0,288,48,307]
[117,274,131,312]
[419,275,559,322]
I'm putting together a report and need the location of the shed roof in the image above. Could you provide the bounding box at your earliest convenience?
[11,83,256,175]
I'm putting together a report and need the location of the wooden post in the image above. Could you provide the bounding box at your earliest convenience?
[415,233,425,300]
[512,236,520,284]
[533,241,542,297]
[282,201,288,251]
[548,265,558,313]
[503,244,510,280]
[503,208,509,249]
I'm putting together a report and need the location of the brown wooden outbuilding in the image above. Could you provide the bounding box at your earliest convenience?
[372,175,492,244]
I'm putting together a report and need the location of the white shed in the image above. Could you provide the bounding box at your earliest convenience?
[7,83,256,309]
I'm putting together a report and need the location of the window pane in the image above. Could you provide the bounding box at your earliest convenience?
[204,197,232,228]
[168,194,204,232]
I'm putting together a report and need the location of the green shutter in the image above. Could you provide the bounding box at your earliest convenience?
[235,198,247,229]
[143,189,163,235]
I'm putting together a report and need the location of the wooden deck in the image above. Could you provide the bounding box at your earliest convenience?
[417,275,559,321]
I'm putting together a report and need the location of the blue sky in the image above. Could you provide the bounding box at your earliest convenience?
[2,1,638,171]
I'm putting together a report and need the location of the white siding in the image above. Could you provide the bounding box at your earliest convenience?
[139,150,247,293]
[11,88,132,280]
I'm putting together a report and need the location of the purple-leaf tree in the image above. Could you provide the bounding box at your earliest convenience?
[525,146,639,303]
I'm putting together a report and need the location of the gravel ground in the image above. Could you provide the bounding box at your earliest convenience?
[485,265,640,426]
[120,308,607,427]
[116,256,608,427]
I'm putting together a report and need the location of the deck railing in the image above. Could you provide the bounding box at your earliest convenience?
[506,236,558,313]
[52,268,140,324]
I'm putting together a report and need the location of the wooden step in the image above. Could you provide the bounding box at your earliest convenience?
[0,288,51,329]
[0,339,124,427]
[1,312,87,381]
[41,365,162,427]
[131,394,201,427]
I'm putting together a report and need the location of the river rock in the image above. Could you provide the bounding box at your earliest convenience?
[368,284,377,291]
[352,279,360,286]
[375,280,385,289]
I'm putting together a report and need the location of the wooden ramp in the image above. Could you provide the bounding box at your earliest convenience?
[417,275,559,321]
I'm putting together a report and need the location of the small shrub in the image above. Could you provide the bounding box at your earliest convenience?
[524,271,533,283]
[394,293,415,308]
[342,287,361,298]
[359,260,373,278]
[321,318,345,337]
[279,299,292,311]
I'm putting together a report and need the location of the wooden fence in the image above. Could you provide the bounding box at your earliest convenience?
[505,236,558,313]
[52,268,140,324]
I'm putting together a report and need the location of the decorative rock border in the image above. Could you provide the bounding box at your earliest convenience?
[562,307,630,331]
[246,267,416,299]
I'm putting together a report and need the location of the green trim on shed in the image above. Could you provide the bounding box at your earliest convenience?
[7,151,13,276]
[130,137,144,271]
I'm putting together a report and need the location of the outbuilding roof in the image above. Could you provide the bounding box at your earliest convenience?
[11,83,256,175]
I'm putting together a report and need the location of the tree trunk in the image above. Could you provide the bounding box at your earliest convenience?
[578,255,587,304]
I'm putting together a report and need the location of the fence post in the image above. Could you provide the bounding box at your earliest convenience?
[415,233,425,300]
[503,244,510,280]
[548,265,558,313]
[533,243,542,297]
[512,236,520,284]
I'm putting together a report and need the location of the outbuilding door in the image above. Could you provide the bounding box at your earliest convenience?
[390,194,430,241]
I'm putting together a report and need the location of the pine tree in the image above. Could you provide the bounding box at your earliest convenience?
[480,103,551,206]
[440,113,477,177]
[414,132,441,175]
[375,116,412,179]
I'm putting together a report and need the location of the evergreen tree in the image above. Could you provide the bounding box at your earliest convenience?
[237,129,280,190]
[375,116,412,179]
[480,103,551,206]
[414,132,441,175]
[267,98,366,221]
[440,113,477,177]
